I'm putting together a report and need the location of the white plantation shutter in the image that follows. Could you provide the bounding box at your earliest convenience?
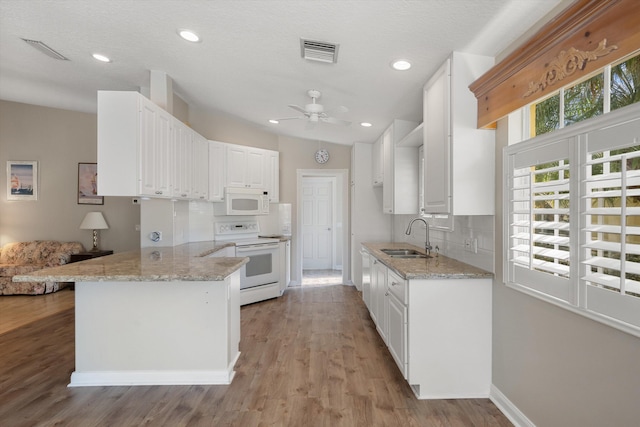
[581,117,640,328]
[505,103,640,335]
[506,137,575,302]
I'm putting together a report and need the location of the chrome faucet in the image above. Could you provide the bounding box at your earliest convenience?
[405,217,432,256]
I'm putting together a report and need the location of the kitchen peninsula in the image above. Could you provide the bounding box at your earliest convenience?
[14,242,247,387]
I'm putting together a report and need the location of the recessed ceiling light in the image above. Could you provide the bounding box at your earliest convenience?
[360,122,372,127]
[269,119,279,124]
[92,53,111,63]
[178,30,200,42]
[391,60,411,71]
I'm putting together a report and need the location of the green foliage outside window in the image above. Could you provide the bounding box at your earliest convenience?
[533,53,640,137]
[564,73,604,126]
[611,55,640,111]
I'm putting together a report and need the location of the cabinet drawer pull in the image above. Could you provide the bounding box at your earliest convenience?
[155,191,163,195]
[391,281,398,286]
[385,291,389,296]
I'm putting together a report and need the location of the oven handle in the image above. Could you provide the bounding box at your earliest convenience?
[236,243,279,252]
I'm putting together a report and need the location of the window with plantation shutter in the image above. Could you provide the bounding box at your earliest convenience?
[581,119,640,328]
[507,137,575,303]
[505,102,640,336]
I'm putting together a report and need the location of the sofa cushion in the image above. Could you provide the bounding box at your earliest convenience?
[0,241,84,266]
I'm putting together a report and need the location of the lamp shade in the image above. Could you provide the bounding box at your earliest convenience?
[80,212,109,230]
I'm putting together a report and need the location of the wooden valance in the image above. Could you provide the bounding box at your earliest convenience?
[469,0,640,129]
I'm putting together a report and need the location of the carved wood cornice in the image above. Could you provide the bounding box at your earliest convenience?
[523,38,618,97]
[469,0,640,128]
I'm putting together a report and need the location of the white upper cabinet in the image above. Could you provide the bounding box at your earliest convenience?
[98,91,279,203]
[98,91,175,198]
[139,97,172,197]
[225,144,279,201]
[226,145,267,189]
[172,121,193,199]
[381,119,419,214]
[208,140,226,202]
[423,52,495,215]
[191,133,209,200]
[266,150,280,203]
[372,135,383,186]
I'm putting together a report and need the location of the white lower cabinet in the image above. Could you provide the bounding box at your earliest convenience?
[366,249,492,399]
[361,249,372,311]
[372,258,387,343]
[386,291,407,378]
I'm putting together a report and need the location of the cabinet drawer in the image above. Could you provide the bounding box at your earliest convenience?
[387,269,407,304]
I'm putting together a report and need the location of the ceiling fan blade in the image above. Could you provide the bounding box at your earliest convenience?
[324,105,349,115]
[273,116,303,121]
[322,117,352,126]
[288,104,307,114]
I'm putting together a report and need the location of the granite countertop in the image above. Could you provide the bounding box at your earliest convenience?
[362,242,493,280]
[13,241,247,283]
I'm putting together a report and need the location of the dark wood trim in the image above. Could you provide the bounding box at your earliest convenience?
[469,0,640,128]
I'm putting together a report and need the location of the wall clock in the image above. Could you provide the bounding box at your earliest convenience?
[315,148,330,164]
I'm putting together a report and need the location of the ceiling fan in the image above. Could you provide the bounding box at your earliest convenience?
[275,89,351,128]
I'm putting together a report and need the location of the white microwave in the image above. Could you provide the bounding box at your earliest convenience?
[225,187,270,215]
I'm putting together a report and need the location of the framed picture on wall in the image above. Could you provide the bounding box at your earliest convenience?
[77,162,103,205]
[7,160,38,201]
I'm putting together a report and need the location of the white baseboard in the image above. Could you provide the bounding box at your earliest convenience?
[490,384,535,427]
[69,368,235,387]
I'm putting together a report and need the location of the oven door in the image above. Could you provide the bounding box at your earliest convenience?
[236,243,280,290]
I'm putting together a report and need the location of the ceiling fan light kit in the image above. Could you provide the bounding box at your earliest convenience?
[273,89,351,128]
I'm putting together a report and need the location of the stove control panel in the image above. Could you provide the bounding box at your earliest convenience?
[215,220,261,239]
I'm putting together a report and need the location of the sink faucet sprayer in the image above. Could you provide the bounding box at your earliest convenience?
[405,217,432,256]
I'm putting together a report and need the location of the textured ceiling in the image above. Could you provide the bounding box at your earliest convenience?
[0,0,564,145]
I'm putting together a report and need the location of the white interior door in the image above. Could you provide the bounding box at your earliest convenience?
[302,177,333,270]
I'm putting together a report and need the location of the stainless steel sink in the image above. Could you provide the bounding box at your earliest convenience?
[390,254,430,259]
[381,249,430,259]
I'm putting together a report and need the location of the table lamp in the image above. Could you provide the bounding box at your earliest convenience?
[80,212,109,251]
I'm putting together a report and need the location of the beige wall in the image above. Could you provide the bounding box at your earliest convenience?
[492,116,640,427]
[189,108,279,150]
[0,100,140,253]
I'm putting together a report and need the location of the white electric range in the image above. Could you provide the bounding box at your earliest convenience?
[214,221,281,306]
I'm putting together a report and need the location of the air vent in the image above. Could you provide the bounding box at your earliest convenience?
[21,38,69,60]
[300,39,339,64]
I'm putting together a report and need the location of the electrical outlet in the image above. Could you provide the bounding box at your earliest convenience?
[464,238,478,253]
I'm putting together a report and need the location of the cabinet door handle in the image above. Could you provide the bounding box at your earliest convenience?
[385,291,389,296]
[391,281,398,286]
[373,260,377,264]
[155,191,163,195]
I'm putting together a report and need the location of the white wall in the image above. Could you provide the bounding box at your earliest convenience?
[0,100,140,253]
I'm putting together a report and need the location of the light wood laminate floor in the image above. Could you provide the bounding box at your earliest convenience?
[0,284,511,426]
[0,287,74,334]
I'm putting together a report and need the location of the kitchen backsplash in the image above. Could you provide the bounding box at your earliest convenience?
[393,214,494,273]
